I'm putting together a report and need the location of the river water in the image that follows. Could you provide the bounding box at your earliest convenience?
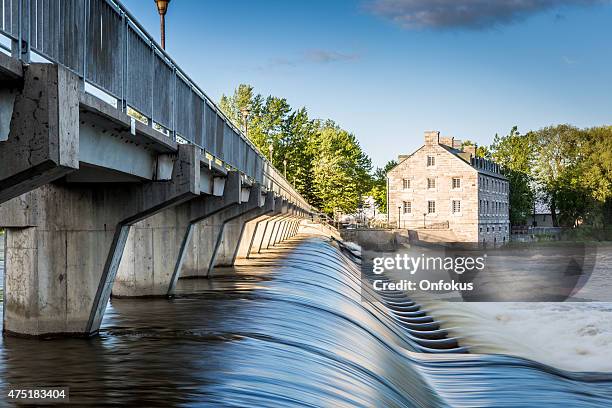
[0,234,611,406]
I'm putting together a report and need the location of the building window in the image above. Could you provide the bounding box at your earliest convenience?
[428,201,436,214]
[452,178,461,189]
[402,179,410,189]
[452,200,461,214]
[486,201,489,213]
[403,201,411,214]
[427,156,435,166]
[427,178,436,189]
[487,226,489,232]
[479,226,483,232]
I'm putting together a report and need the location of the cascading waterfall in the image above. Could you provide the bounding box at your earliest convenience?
[0,235,611,406]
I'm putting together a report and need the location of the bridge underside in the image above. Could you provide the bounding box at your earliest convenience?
[0,61,312,337]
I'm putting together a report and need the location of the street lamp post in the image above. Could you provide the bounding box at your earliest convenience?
[397,205,401,229]
[240,106,250,137]
[154,0,171,50]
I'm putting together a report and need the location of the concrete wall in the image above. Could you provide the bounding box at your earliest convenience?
[113,208,189,297]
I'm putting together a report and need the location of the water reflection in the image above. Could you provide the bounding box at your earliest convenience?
[0,236,610,406]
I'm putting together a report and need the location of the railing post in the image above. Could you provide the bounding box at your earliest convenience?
[121,12,127,111]
[82,0,89,79]
[172,66,177,142]
[150,41,154,128]
[23,0,30,62]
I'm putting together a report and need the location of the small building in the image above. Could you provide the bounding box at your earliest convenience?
[387,131,510,244]
[527,213,555,228]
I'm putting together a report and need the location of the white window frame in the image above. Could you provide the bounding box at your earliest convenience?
[452,200,461,215]
[428,200,436,214]
[403,201,412,214]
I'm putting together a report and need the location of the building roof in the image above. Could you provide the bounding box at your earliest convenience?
[388,133,507,180]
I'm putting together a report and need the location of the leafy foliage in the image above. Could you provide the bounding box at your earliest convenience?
[370,160,397,213]
[487,125,612,228]
[220,84,373,216]
[489,126,536,225]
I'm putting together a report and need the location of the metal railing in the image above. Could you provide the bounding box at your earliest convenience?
[0,0,311,210]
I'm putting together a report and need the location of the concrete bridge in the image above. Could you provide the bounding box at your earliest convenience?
[0,0,312,337]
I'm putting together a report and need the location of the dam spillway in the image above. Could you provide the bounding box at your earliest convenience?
[1,234,610,407]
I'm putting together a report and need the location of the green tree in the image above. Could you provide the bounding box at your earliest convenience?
[489,126,536,225]
[220,85,374,216]
[530,124,585,227]
[369,160,397,214]
[544,126,612,227]
[311,122,372,215]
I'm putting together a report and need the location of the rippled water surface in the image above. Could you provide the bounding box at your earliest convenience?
[0,234,611,406]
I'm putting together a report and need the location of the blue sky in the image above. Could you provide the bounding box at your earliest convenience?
[122,0,612,167]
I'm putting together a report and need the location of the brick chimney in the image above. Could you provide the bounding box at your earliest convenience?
[424,131,440,146]
[439,136,454,147]
[463,144,477,157]
[452,139,463,150]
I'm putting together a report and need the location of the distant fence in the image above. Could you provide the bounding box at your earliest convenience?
[512,226,564,235]
[0,0,310,210]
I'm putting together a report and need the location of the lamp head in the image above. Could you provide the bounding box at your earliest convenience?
[154,0,171,16]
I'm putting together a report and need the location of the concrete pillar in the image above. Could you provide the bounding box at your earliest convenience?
[234,213,271,260]
[271,213,293,247]
[111,207,189,298]
[212,188,274,270]
[178,178,264,279]
[114,171,243,297]
[276,209,292,244]
[249,197,283,254]
[263,200,289,250]
[0,144,200,337]
[284,217,299,240]
[0,64,79,205]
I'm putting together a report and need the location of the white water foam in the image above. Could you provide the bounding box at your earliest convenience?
[422,245,612,372]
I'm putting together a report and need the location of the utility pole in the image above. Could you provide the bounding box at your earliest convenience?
[154,0,171,49]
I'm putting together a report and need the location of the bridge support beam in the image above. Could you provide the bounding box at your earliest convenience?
[0,64,79,205]
[236,196,283,258]
[113,171,243,297]
[268,211,293,248]
[179,182,268,279]
[0,144,200,337]
[259,199,289,252]
[278,206,299,243]
[212,189,275,270]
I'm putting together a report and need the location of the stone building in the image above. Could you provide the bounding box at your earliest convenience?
[387,131,510,244]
